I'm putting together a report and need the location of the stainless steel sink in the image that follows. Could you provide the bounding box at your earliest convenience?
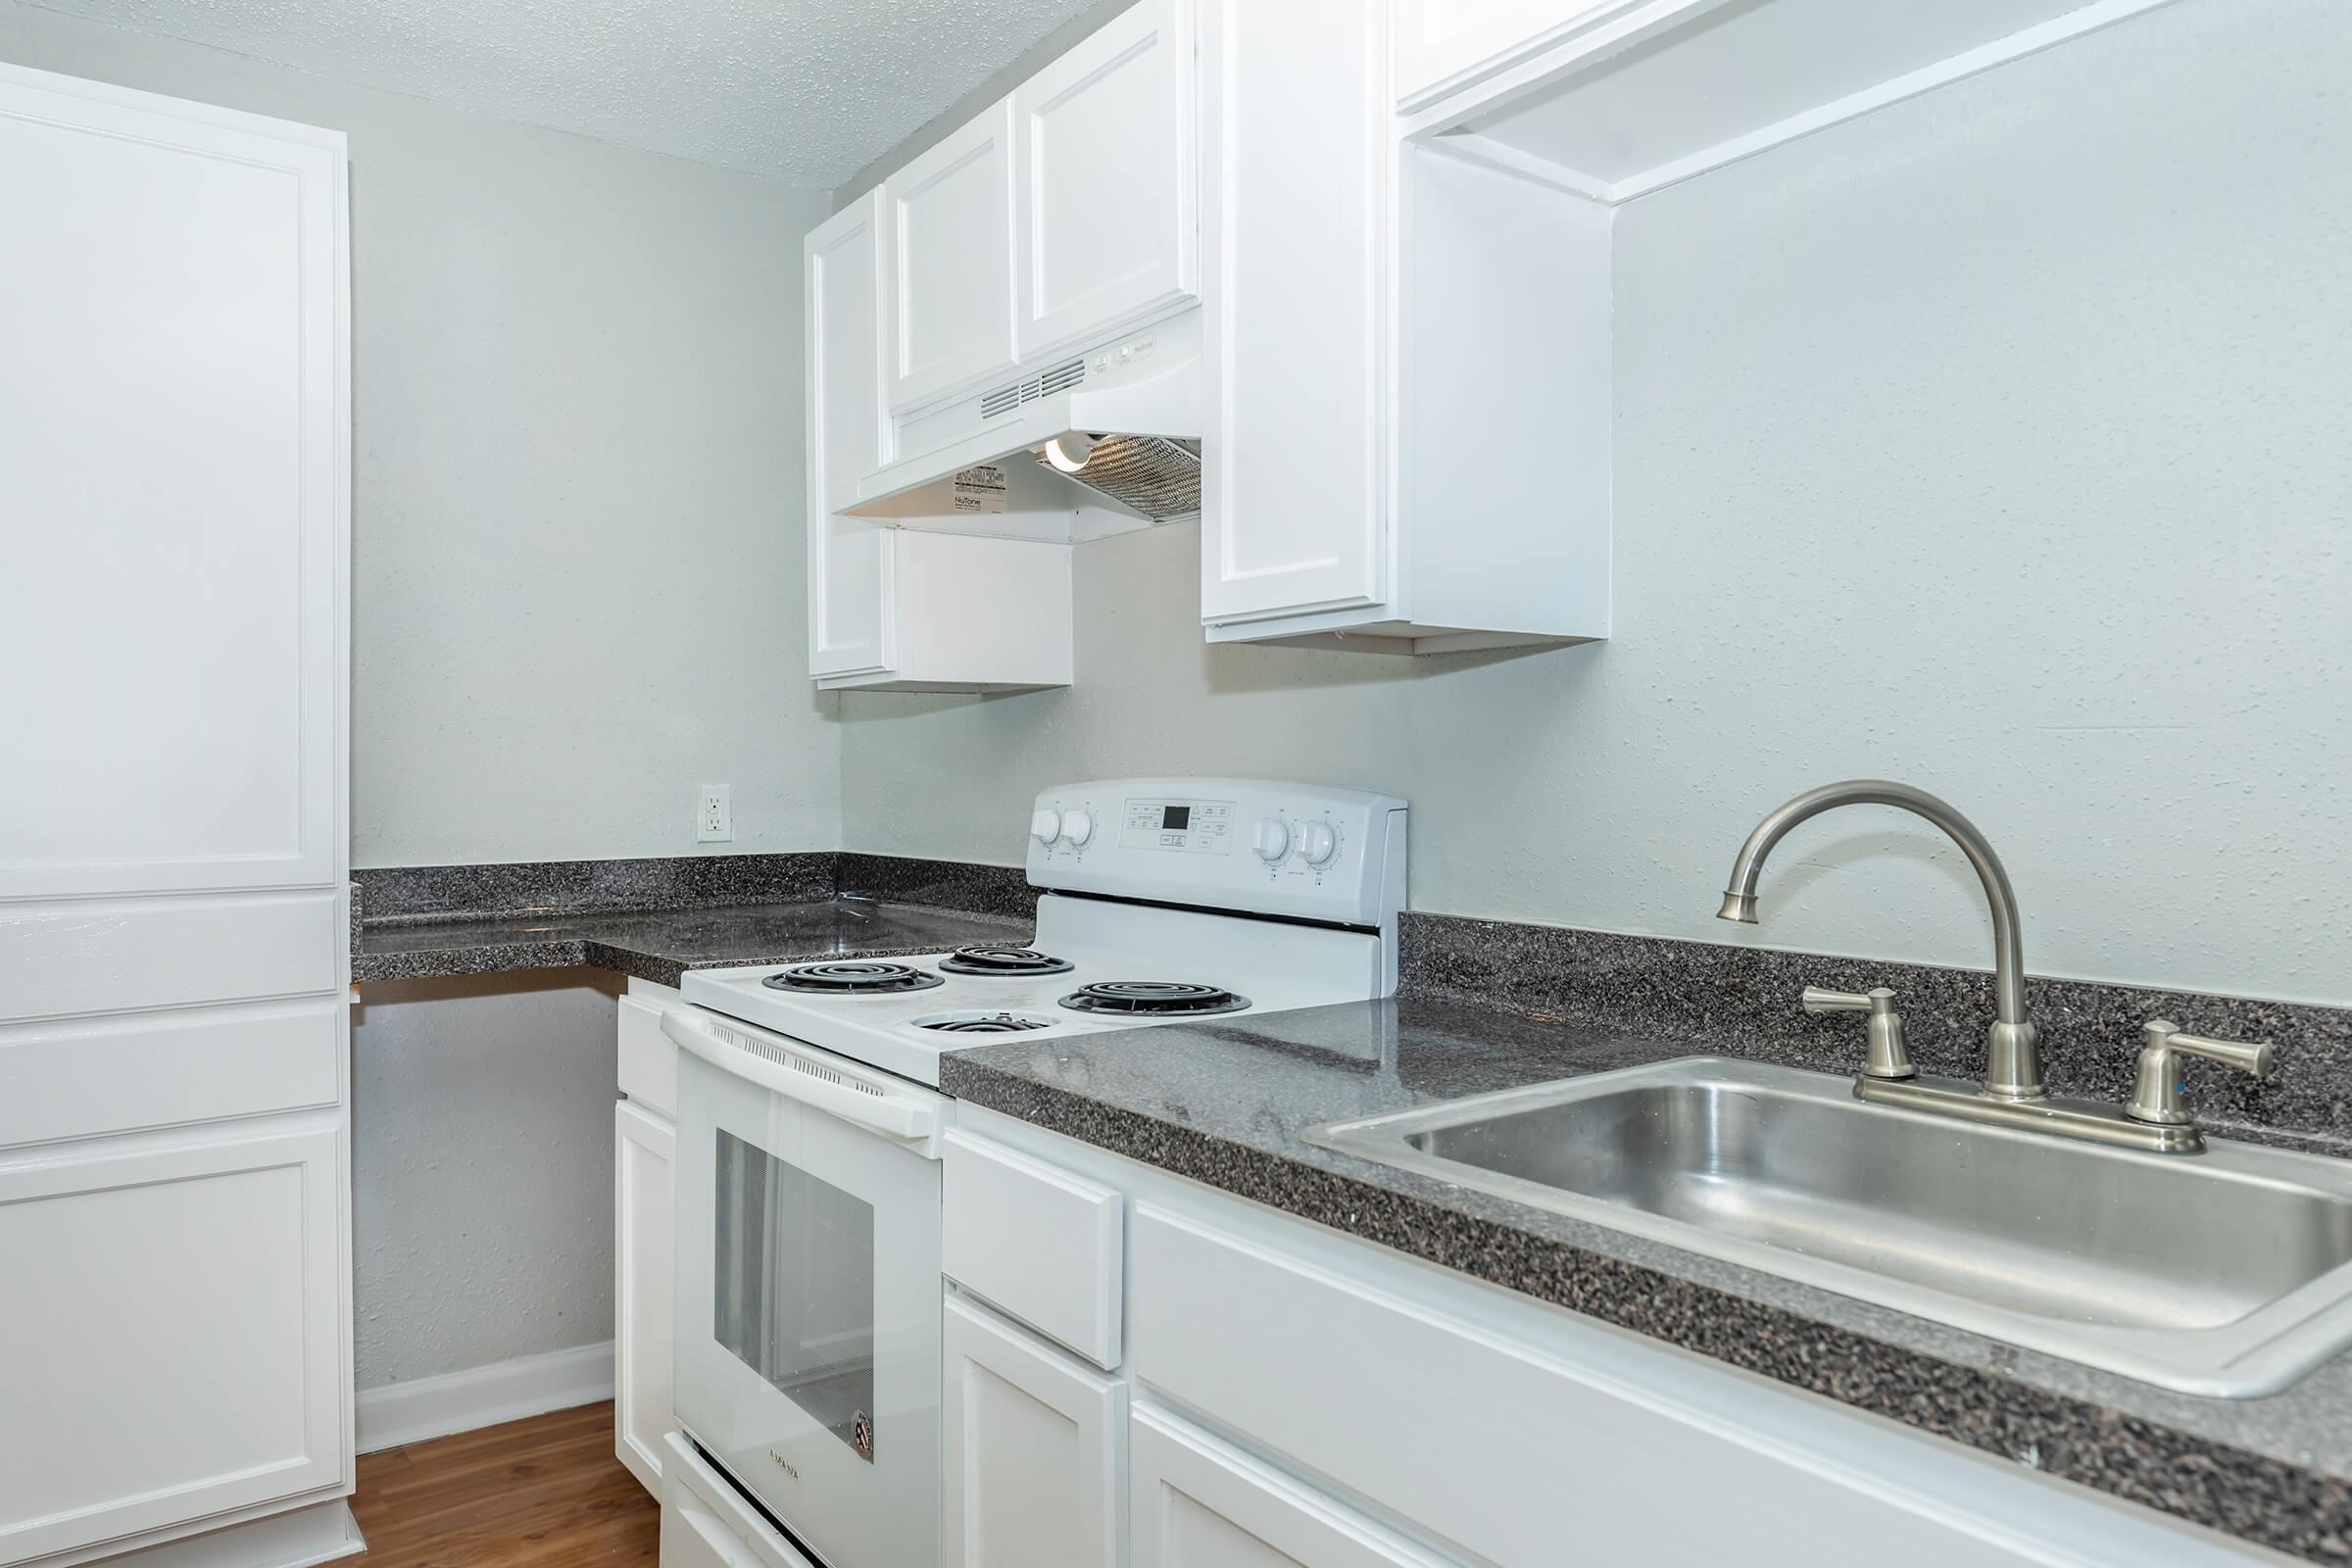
[1306,1056,2352,1396]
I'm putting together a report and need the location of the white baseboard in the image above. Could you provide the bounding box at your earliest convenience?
[357,1340,614,1453]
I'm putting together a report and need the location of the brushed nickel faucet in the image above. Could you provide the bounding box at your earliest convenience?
[1717,779,2041,1096]
[1717,779,2274,1152]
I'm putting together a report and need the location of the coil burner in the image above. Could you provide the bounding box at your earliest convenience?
[761,961,944,996]
[1058,980,1250,1017]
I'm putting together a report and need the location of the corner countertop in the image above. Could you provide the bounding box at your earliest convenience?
[940,995,2352,1563]
[357,897,1030,988]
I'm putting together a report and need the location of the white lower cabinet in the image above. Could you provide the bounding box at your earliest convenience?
[615,980,680,1498]
[613,1099,676,1496]
[0,1118,347,1566]
[943,1295,1126,1568]
[942,1107,2274,1568]
[1131,1405,1452,1568]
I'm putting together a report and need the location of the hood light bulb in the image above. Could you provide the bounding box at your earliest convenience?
[1044,433,1101,473]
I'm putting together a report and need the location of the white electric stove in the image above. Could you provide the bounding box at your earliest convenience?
[663,778,1406,1568]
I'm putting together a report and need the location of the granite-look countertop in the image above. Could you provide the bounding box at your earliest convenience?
[357,897,1030,987]
[940,996,2352,1562]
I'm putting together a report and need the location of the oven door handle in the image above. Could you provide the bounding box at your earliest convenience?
[662,1007,941,1148]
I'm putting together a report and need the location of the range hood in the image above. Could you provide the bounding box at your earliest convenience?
[851,311,1202,538]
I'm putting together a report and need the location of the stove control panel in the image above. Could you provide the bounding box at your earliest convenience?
[1027,778,1408,931]
[1119,796,1235,856]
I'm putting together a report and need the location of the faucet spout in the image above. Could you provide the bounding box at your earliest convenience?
[1717,779,2039,1099]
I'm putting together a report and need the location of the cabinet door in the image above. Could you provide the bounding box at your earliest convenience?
[1198,0,1387,628]
[0,62,346,903]
[1014,0,1199,363]
[808,514,897,682]
[944,1296,1124,1568]
[0,1122,346,1565]
[883,100,1019,415]
[1392,0,1631,108]
[805,193,896,680]
[1131,1406,1451,1568]
[808,191,888,515]
[614,1100,677,1497]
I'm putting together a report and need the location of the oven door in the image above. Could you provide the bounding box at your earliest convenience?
[666,1005,943,1568]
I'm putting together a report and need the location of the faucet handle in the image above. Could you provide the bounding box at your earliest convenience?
[2126,1019,2275,1126]
[1801,985,1914,1081]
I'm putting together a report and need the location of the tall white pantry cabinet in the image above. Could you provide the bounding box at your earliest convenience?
[0,62,358,1568]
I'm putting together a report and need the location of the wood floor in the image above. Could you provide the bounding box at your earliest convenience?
[351,1402,659,1566]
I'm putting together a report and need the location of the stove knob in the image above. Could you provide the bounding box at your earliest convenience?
[1252,817,1291,863]
[1062,808,1095,847]
[1030,808,1063,846]
[1298,821,1338,866]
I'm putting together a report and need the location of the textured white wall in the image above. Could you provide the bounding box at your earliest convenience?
[350,973,620,1389]
[839,0,2352,1006]
[0,2,844,868]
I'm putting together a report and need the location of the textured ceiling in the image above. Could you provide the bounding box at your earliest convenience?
[20,0,1103,184]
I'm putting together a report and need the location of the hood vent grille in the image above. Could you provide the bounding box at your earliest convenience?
[981,356,1087,420]
[1038,435,1201,522]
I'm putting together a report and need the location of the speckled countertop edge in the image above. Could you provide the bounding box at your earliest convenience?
[941,1002,2352,1564]
[350,854,1035,986]
[354,900,1031,988]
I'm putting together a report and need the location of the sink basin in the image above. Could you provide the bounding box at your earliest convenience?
[1306,1056,2352,1396]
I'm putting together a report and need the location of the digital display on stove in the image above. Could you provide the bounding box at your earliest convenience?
[1160,806,1192,830]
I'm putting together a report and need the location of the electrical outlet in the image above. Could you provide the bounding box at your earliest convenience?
[697,784,732,843]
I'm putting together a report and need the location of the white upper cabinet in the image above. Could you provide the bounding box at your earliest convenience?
[808,0,1204,693]
[1014,0,1200,364]
[883,100,1020,416]
[1197,0,1387,629]
[0,62,345,901]
[807,194,897,681]
[806,191,1070,693]
[808,192,887,516]
[1198,0,1611,654]
[1393,0,1627,109]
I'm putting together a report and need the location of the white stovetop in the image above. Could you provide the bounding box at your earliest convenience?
[679,894,1387,1086]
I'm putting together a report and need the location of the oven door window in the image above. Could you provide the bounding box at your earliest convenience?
[711,1129,877,1461]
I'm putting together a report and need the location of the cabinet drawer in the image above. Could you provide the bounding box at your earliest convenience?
[617,992,678,1118]
[662,1432,812,1568]
[0,890,343,1023]
[662,1504,760,1568]
[943,1131,1122,1368]
[1130,1203,2220,1568]
[0,998,342,1151]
